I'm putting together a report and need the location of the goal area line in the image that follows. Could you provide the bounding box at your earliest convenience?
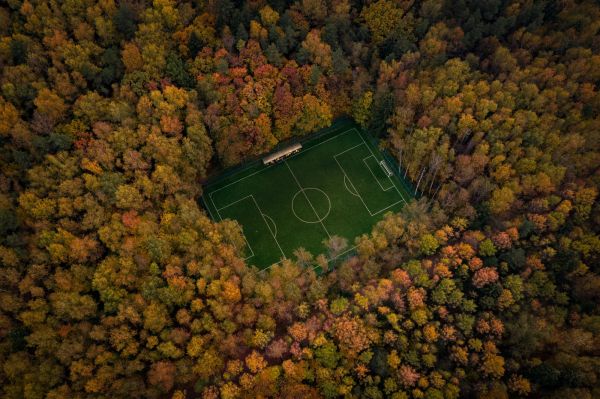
[202,122,413,272]
[333,143,407,217]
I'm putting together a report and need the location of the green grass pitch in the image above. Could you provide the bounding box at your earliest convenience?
[201,120,414,270]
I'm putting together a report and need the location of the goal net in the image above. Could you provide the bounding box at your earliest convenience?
[380,160,393,177]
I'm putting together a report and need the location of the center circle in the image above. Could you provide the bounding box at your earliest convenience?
[292,188,331,224]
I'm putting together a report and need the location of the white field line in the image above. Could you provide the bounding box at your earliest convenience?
[284,126,354,161]
[257,258,286,273]
[203,197,218,221]
[333,131,406,216]
[315,244,359,270]
[258,130,407,274]
[284,161,332,239]
[356,131,408,205]
[250,195,286,259]
[344,175,359,196]
[380,160,393,177]
[262,213,277,237]
[208,126,353,198]
[260,243,360,275]
[216,194,254,211]
[209,126,407,272]
[239,229,255,259]
[370,198,405,216]
[211,195,255,260]
[291,188,332,224]
[333,142,365,157]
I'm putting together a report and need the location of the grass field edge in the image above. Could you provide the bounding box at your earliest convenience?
[199,118,418,271]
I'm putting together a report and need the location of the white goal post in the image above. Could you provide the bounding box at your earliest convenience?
[380,160,393,177]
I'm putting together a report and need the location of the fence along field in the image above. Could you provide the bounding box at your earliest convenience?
[201,120,414,270]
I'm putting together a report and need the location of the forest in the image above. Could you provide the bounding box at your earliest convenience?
[0,0,599,398]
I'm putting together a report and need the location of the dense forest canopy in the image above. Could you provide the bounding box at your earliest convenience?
[0,0,599,398]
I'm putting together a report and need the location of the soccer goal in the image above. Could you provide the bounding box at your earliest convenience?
[380,160,393,177]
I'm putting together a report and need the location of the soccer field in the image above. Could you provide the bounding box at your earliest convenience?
[202,121,414,270]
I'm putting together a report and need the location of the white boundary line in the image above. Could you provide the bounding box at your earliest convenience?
[206,126,409,272]
[208,126,353,199]
[203,197,218,221]
[211,194,286,261]
[285,127,354,161]
[343,175,359,196]
[216,194,254,211]
[262,213,277,237]
[362,155,394,191]
[250,195,286,259]
[285,161,332,239]
[239,230,255,260]
[205,197,256,260]
[356,132,408,205]
[208,126,354,272]
[291,188,332,224]
[334,155,374,215]
[336,157,405,216]
[334,142,365,157]
[260,241,360,274]
[323,244,358,267]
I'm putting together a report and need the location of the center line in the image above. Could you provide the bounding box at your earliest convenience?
[284,161,332,239]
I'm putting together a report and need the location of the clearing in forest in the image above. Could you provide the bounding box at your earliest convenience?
[201,120,414,270]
